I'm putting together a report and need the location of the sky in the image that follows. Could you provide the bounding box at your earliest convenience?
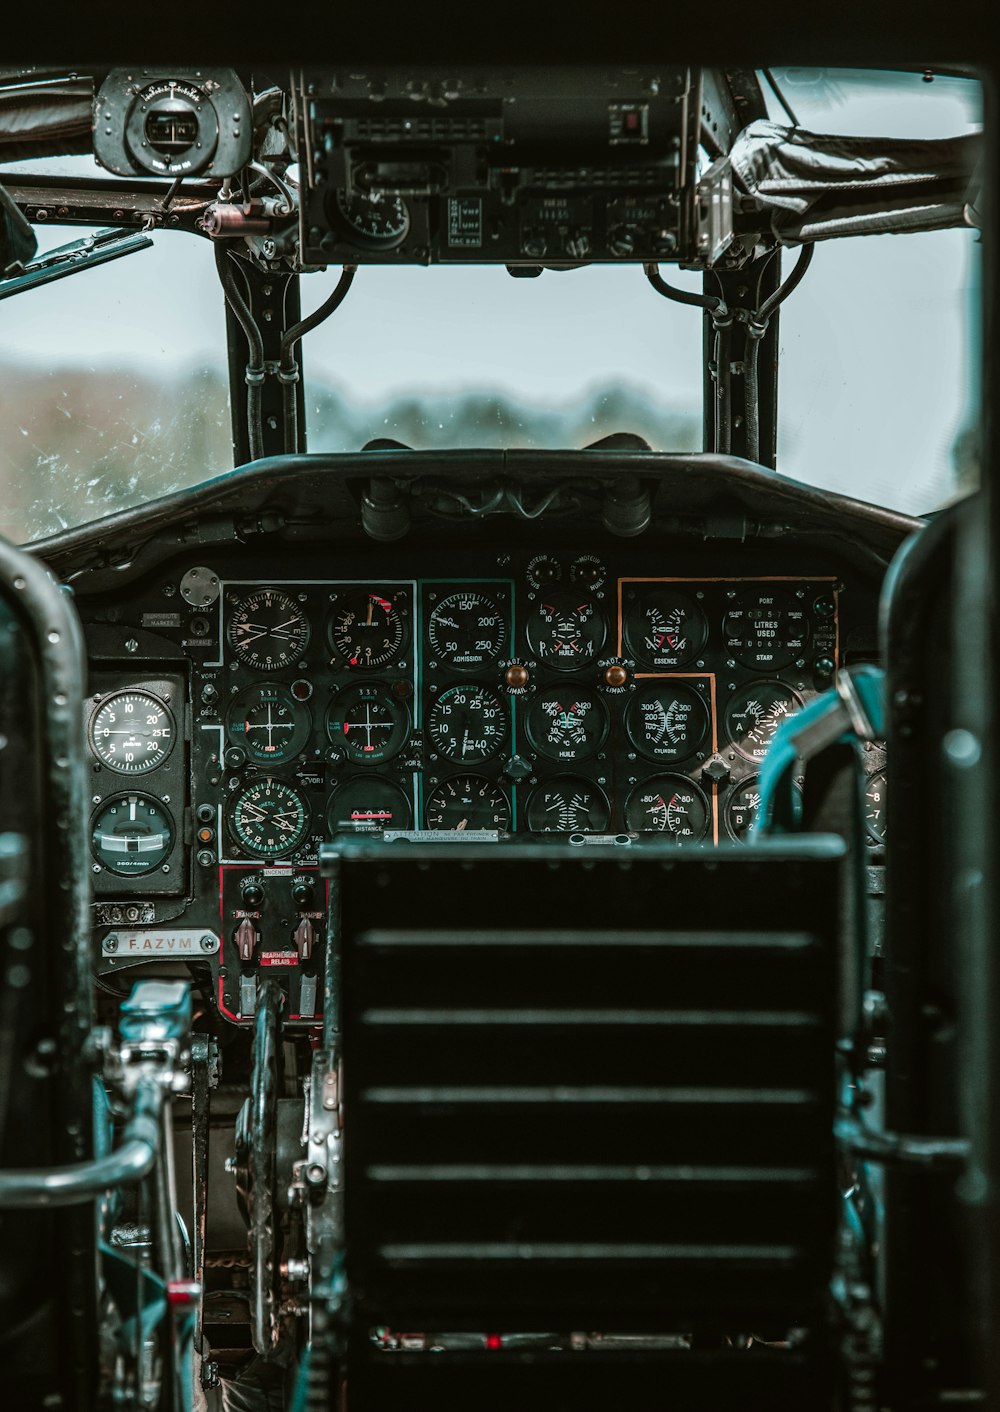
[0,66,983,524]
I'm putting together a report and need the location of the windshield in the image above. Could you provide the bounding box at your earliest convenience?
[0,66,982,543]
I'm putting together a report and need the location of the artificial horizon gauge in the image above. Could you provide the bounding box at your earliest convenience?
[91,794,175,874]
[90,691,175,774]
[326,683,409,765]
[329,588,406,669]
[428,591,507,671]
[525,777,611,832]
[625,682,710,763]
[723,588,810,671]
[425,775,512,831]
[328,777,412,834]
[865,769,887,843]
[525,593,606,670]
[724,682,802,762]
[227,683,311,764]
[228,778,311,858]
[622,587,709,670]
[334,190,411,248]
[226,588,311,671]
[525,686,609,763]
[623,776,710,840]
[427,684,508,763]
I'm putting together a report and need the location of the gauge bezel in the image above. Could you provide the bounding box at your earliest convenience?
[225,587,312,672]
[90,792,176,875]
[427,589,508,673]
[226,777,312,859]
[89,689,176,775]
[524,775,612,833]
[623,774,710,841]
[424,774,512,831]
[524,592,607,672]
[722,587,810,672]
[723,680,803,763]
[624,681,710,764]
[226,682,312,764]
[865,769,887,844]
[326,682,410,765]
[427,683,508,764]
[327,776,413,835]
[327,587,408,671]
[622,587,709,671]
[525,684,610,763]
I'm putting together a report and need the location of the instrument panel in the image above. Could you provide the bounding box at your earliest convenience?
[79,541,883,1028]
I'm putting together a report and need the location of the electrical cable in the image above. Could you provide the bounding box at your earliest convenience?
[646,264,732,453]
[215,245,265,462]
[744,243,815,462]
[278,266,356,454]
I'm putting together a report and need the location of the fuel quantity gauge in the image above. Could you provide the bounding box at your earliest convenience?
[525,778,611,833]
[724,682,802,762]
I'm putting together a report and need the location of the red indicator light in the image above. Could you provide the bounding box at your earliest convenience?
[485,1334,503,1351]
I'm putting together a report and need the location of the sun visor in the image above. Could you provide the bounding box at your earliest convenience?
[0,77,93,162]
[730,119,982,243]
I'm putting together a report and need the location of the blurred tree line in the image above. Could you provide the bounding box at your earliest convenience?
[0,362,700,544]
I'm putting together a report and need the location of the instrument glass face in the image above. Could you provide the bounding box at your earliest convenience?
[228,778,311,858]
[623,588,709,670]
[427,591,507,671]
[425,775,511,831]
[525,777,612,833]
[227,683,311,764]
[724,682,802,762]
[226,588,311,671]
[329,589,406,670]
[427,685,507,763]
[623,776,710,840]
[91,793,175,874]
[525,593,606,671]
[90,691,175,774]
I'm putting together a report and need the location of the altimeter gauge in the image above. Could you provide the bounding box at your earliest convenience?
[329,588,406,670]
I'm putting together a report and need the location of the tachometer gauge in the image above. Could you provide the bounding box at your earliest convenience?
[428,591,507,671]
[90,691,175,774]
[526,686,609,763]
[624,683,709,763]
[623,588,709,670]
[865,770,887,843]
[91,793,174,874]
[328,777,412,835]
[326,683,409,765]
[227,683,311,764]
[334,190,411,248]
[723,588,809,671]
[624,776,710,841]
[226,589,311,671]
[329,588,406,670]
[724,682,802,762]
[427,685,507,763]
[525,777,611,832]
[425,775,511,831]
[228,778,311,858]
[525,593,606,671]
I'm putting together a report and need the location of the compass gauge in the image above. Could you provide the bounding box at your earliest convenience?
[226,589,311,671]
[228,778,311,858]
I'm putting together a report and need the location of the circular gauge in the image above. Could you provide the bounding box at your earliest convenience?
[865,770,887,843]
[525,777,611,833]
[569,555,607,589]
[228,778,311,858]
[329,588,406,670]
[624,776,710,841]
[427,685,507,763]
[226,588,311,672]
[723,589,809,671]
[334,190,411,248]
[328,777,412,835]
[624,683,710,764]
[724,682,802,763]
[326,683,409,765]
[526,592,606,672]
[90,691,175,774]
[227,683,311,764]
[623,589,709,670]
[526,686,609,763]
[725,778,763,841]
[425,775,511,831]
[91,793,174,875]
[428,591,507,671]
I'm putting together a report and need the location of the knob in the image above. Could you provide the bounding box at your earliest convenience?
[234,918,258,963]
[565,230,591,259]
[604,664,629,689]
[608,226,636,258]
[295,917,318,963]
[241,882,264,908]
[505,664,530,691]
[292,882,315,909]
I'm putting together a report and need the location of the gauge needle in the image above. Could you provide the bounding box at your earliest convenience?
[456,818,469,831]
[366,600,374,626]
